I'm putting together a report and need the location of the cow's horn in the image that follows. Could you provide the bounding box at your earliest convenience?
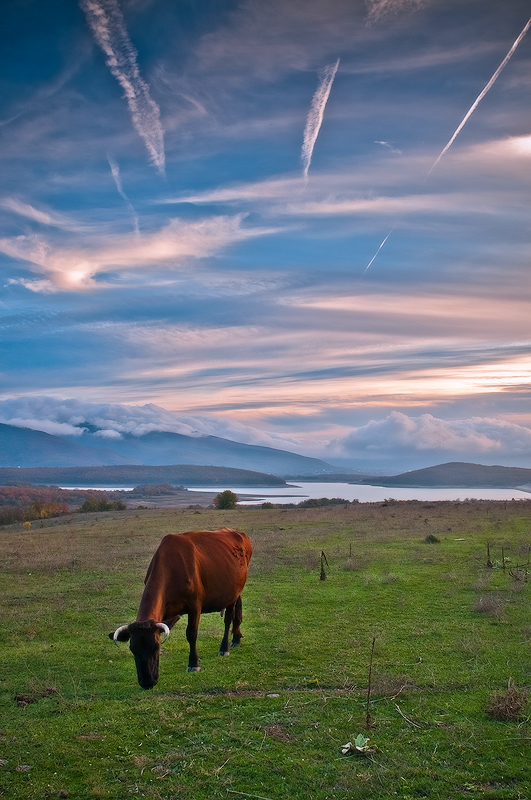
[156,622,170,641]
[113,625,129,645]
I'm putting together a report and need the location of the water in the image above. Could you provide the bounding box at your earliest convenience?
[60,481,531,504]
[188,482,531,505]
[60,486,136,491]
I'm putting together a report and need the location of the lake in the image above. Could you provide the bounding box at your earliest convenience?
[187,481,531,505]
[60,481,531,504]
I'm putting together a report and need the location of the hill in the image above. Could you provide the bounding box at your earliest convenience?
[0,423,128,467]
[363,461,531,488]
[0,423,337,477]
[73,429,337,476]
[0,464,288,487]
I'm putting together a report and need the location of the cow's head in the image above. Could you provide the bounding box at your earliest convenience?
[110,620,170,689]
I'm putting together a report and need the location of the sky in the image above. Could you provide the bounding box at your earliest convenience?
[1,0,531,472]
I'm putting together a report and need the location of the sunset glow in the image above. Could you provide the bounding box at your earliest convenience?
[1,0,531,471]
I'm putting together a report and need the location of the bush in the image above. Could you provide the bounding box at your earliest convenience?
[131,484,184,496]
[0,501,69,525]
[486,681,528,721]
[298,497,349,508]
[214,490,239,510]
[0,506,26,525]
[78,496,126,513]
[27,501,69,519]
[474,594,505,620]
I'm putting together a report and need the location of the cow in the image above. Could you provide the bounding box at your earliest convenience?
[110,528,252,689]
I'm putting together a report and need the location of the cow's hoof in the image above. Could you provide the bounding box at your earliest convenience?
[218,650,230,657]
[230,641,241,648]
[186,666,201,672]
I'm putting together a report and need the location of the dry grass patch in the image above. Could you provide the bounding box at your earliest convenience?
[486,681,528,721]
[474,594,506,620]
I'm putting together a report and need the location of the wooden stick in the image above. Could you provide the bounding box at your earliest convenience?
[365,636,376,729]
[395,704,422,728]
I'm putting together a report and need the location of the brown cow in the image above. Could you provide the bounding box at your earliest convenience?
[110,528,252,689]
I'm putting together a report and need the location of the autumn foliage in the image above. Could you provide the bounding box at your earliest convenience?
[0,484,126,524]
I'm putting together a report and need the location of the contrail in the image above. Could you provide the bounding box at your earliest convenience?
[80,0,165,174]
[429,15,531,174]
[362,224,397,274]
[301,59,340,180]
[364,15,531,272]
[108,155,139,234]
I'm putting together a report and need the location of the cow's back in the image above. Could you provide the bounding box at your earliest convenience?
[142,528,251,618]
[180,527,252,569]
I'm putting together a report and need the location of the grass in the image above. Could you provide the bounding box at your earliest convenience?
[0,500,530,799]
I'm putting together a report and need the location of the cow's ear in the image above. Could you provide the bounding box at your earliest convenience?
[109,628,130,642]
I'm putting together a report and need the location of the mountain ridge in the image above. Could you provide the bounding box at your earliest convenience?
[362,461,531,488]
[0,464,288,487]
[0,423,337,477]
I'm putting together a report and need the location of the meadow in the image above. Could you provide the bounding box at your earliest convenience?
[0,499,530,800]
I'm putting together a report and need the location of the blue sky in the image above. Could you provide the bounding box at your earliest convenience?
[1,0,531,471]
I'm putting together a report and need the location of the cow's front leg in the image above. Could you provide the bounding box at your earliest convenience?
[231,595,243,648]
[186,608,201,672]
[219,604,235,656]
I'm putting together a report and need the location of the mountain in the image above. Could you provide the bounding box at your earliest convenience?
[363,462,531,488]
[0,464,288,487]
[67,429,333,476]
[0,423,338,477]
[0,423,129,467]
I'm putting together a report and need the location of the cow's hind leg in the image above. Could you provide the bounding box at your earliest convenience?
[230,595,243,648]
[219,604,235,656]
[186,608,201,672]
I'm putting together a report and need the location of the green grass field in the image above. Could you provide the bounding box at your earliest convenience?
[1,500,530,799]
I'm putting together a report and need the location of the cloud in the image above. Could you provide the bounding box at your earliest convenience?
[333,411,531,457]
[301,59,340,179]
[0,417,86,438]
[0,214,277,292]
[107,155,139,234]
[170,134,531,225]
[289,292,531,331]
[194,0,363,80]
[165,175,307,205]
[1,199,81,230]
[0,396,304,452]
[375,140,402,154]
[284,191,479,217]
[366,0,430,24]
[80,0,165,173]
[5,398,531,472]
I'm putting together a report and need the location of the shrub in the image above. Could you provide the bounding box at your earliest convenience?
[27,501,69,519]
[78,496,126,513]
[474,594,505,620]
[0,501,69,525]
[298,497,349,508]
[214,490,239,510]
[486,681,528,721]
[0,506,26,525]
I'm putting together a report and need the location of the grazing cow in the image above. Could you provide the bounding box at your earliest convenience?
[110,528,252,689]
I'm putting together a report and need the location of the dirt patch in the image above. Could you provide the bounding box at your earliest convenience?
[262,724,296,743]
[14,687,57,706]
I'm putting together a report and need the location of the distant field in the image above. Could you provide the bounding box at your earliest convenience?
[1,500,530,799]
